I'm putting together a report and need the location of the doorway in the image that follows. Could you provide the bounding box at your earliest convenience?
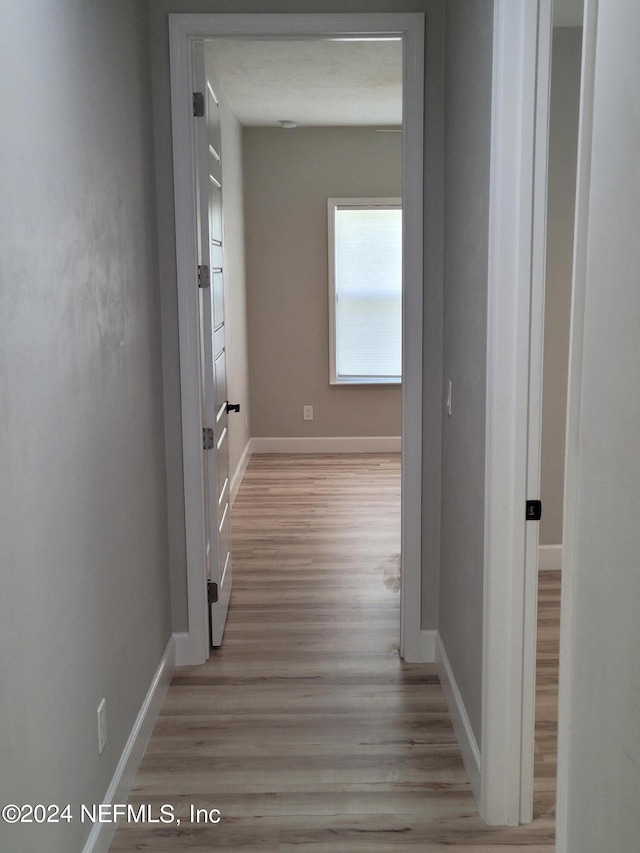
[168,13,426,667]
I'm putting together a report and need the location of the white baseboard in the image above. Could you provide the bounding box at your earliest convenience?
[231,439,252,505]
[435,634,481,807]
[538,544,563,571]
[83,636,175,853]
[250,436,401,454]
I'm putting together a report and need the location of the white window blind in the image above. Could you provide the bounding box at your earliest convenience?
[329,199,402,384]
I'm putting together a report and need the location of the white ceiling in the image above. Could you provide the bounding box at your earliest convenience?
[206,4,584,129]
[205,38,402,128]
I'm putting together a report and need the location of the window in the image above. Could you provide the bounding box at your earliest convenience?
[328,198,402,384]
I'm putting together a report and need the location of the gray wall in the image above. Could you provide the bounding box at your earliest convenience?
[0,2,171,851]
[560,2,640,849]
[148,0,445,634]
[421,0,445,630]
[438,0,494,746]
[540,27,582,546]
[243,127,402,438]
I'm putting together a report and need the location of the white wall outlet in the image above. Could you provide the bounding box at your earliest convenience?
[446,380,453,416]
[97,699,107,754]
[303,405,314,421]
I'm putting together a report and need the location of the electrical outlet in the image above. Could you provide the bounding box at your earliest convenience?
[303,405,313,421]
[97,699,107,754]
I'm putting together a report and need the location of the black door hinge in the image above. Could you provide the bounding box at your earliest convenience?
[193,92,205,117]
[526,500,542,521]
[208,580,218,604]
[198,264,210,289]
[202,427,214,451]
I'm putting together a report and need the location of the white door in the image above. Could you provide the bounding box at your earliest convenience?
[194,43,233,646]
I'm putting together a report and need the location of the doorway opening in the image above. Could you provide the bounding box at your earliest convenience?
[168,13,426,666]
[205,35,404,646]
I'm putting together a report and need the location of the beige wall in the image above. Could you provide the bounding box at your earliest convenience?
[540,27,582,546]
[243,126,402,438]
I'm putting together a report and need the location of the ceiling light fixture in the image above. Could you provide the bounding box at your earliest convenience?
[278,120,298,129]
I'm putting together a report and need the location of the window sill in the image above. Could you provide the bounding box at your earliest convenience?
[330,378,402,386]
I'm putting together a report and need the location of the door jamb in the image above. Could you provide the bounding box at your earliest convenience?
[520,0,552,824]
[481,0,552,825]
[168,13,425,666]
[555,1,597,848]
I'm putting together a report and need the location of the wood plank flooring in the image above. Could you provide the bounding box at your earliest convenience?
[110,454,558,852]
[534,570,561,820]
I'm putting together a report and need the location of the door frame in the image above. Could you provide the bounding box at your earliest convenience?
[555,0,596,847]
[481,0,553,825]
[168,13,426,666]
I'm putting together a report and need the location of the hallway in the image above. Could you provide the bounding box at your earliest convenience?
[110,454,555,851]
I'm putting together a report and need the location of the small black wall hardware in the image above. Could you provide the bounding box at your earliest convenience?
[202,428,214,451]
[526,500,542,521]
[198,265,210,289]
[193,92,205,117]
[226,402,241,414]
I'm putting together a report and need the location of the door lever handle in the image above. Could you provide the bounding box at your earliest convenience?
[226,402,240,413]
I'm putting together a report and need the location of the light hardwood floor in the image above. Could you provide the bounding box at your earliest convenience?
[534,570,561,821]
[110,454,558,852]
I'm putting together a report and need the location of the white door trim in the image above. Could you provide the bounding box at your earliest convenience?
[482,0,552,825]
[555,1,597,849]
[520,0,553,824]
[168,13,425,666]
